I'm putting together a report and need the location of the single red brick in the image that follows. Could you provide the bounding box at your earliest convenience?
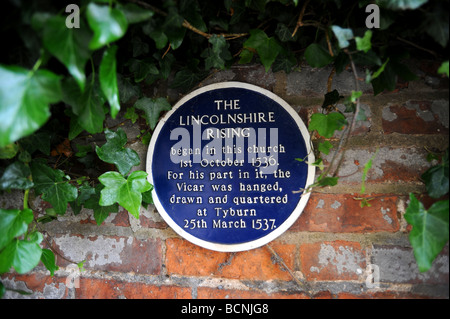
[299,241,366,281]
[292,194,400,233]
[77,277,191,299]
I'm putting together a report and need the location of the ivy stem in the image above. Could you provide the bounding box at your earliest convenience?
[23,189,30,210]
[27,56,43,78]
[330,51,361,177]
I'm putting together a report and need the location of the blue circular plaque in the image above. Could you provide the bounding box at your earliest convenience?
[147,82,315,252]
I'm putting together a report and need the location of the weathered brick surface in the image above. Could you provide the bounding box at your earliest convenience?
[197,287,332,299]
[1,64,448,299]
[299,241,366,281]
[166,238,295,281]
[291,193,400,233]
[49,234,162,275]
[382,100,449,134]
[371,245,449,285]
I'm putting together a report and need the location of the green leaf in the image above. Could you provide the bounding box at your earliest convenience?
[239,49,254,65]
[41,249,58,276]
[117,3,154,24]
[438,61,449,77]
[318,141,333,155]
[141,186,154,208]
[127,58,159,83]
[98,171,152,219]
[42,15,91,91]
[95,128,140,176]
[69,183,96,215]
[322,89,342,109]
[370,58,390,82]
[308,112,347,138]
[0,237,42,274]
[361,149,379,194]
[117,74,140,103]
[0,144,19,159]
[84,185,118,225]
[0,208,33,251]
[404,194,449,272]
[0,161,33,190]
[355,30,372,53]
[0,65,61,148]
[99,45,120,119]
[86,2,128,50]
[421,150,449,198]
[134,97,171,130]
[30,161,78,215]
[62,78,105,134]
[202,35,232,70]
[163,10,186,50]
[171,68,206,91]
[124,107,139,124]
[304,44,333,68]
[331,25,354,49]
[244,29,282,72]
[315,176,339,187]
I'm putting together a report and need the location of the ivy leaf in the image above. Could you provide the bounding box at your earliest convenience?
[304,44,333,68]
[86,2,128,50]
[95,128,140,176]
[308,112,347,138]
[127,58,159,83]
[0,236,42,274]
[315,176,339,187]
[0,162,33,190]
[42,15,91,91]
[134,97,171,130]
[84,185,118,225]
[40,249,58,276]
[0,144,19,159]
[355,30,372,53]
[0,208,33,251]
[244,29,282,72]
[318,141,333,155]
[98,171,152,219]
[117,2,154,24]
[361,149,379,195]
[425,7,449,47]
[421,150,449,198]
[163,10,186,50]
[30,161,78,215]
[438,61,449,77]
[322,89,342,109]
[331,25,354,49]
[202,35,231,70]
[62,78,105,134]
[0,66,61,148]
[404,194,449,272]
[99,45,120,119]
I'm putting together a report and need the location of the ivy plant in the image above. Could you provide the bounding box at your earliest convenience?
[0,0,448,296]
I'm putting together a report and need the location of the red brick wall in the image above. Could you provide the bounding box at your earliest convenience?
[1,63,448,299]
